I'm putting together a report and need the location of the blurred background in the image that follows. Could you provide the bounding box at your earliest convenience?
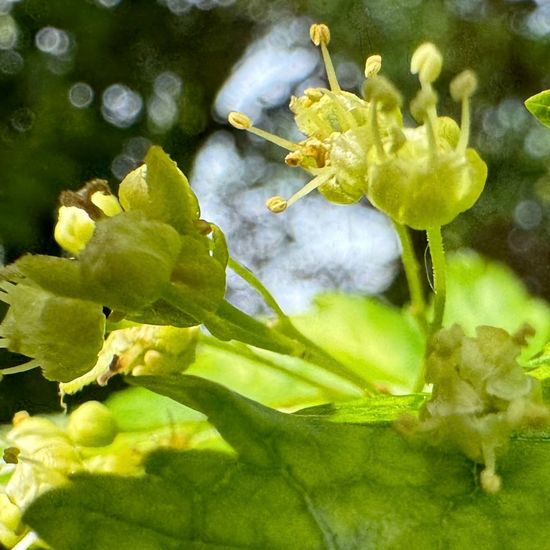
[1,0,550,417]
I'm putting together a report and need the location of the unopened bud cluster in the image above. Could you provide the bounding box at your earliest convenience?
[0,146,226,389]
[412,324,548,493]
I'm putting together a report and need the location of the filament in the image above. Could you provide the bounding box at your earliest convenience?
[0,359,41,375]
[247,126,299,151]
[287,170,335,207]
[320,42,341,92]
[456,96,471,155]
[369,101,386,160]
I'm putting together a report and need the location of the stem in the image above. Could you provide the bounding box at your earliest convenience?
[228,257,375,394]
[392,222,427,329]
[412,226,446,393]
[426,226,446,333]
[228,257,287,321]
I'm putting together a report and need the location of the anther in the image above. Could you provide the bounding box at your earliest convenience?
[309,23,330,46]
[363,76,402,111]
[285,151,303,167]
[411,43,443,85]
[304,88,323,102]
[228,111,252,130]
[3,446,20,464]
[266,196,288,213]
[12,410,29,426]
[450,70,478,102]
[365,55,382,78]
[228,112,299,151]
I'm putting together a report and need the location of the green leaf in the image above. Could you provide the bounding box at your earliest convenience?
[118,146,201,235]
[105,386,205,432]
[525,90,550,128]
[291,294,425,390]
[444,251,550,360]
[189,338,362,409]
[297,394,427,423]
[24,375,550,549]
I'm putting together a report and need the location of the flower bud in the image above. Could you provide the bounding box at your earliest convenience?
[67,401,118,447]
[54,206,95,255]
[450,69,478,101]
[79,211,182,312]
[410,42,443,84]
[368,148,487,229]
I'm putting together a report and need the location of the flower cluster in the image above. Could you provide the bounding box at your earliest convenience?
[228,24,487,231]
[413,324,548,493]
[0,147,226,386]
[0,404,139,548]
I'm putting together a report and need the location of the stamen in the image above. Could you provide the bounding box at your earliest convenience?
[450,71,477,155]
[228,111,299,151]
[0,290,10,305]
[0,339,9,348]
[410,88,439,156]
[0,358,41,375]
[369,100,386,161]
[310,23,341,92]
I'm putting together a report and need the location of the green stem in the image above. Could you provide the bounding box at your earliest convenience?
[392,222,427,330]
[228,257,376,395]
[200,335,351,400]
[228,257,287,321]
[426,226,446,333]
[413,226,446,393]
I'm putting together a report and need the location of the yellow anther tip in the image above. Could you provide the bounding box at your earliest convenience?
[285,151,303,167]
[304,87,323,101]
[228,111,252,130]
[450,69,478,101]
[365,55,382,78]
[12,410,29,427]
[411,42,443,83]
[310,23,330,46]
[266,196,288,213]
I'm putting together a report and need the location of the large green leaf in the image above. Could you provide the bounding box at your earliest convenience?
[25,375,550,549]
[525,90,550,128]
[444,251,550,360]
[189,338,362,410]
[290,294,425,391]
